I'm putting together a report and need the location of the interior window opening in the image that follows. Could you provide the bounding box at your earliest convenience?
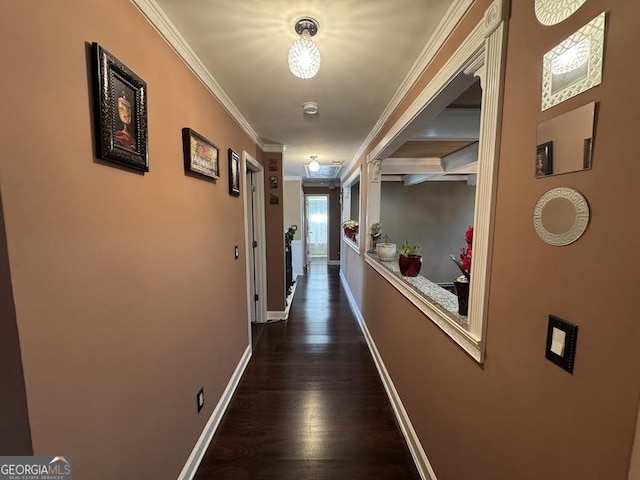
[375,78,481,318]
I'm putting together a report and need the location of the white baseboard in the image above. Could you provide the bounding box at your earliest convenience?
[339,271,438,480]
[267,281,297,321]
[178,345,252,480]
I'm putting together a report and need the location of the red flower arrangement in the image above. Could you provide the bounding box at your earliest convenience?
[451,225,473,281]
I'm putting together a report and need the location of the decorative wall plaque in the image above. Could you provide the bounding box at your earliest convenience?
[541,13,606,111]
[533,187,589,246]
[534,0,587,26]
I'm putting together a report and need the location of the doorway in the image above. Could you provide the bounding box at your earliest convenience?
[305,195,329,265]
[242,152,267,348]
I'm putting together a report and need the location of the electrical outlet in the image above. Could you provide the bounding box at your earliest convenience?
[196,388,204,413]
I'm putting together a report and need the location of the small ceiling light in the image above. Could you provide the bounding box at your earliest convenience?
[308,156,320,172]
[303,101,319,115]
[288,17,321,79]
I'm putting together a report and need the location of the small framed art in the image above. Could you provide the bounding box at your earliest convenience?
[182,128,219,179]
[535,141,553,177]
[228,148,240,196]
[92,43,148,172]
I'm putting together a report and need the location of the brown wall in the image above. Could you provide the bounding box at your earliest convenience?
[0,193,32,455]
[303,186,341,262]
[348,0,640,479]
[263,152,285,311]
[0,0,258,477]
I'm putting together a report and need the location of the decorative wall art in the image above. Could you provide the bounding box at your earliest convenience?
[182,128,219,179]
[92,43,148,172]
[536,101,596,176]
[270,194,279,205]
[269,176,279,189]
[535,141,553,177]
[268,159,278,171]
[228,148,240,196]
[534,0,587,26]
[541,12,606,111]
[533,187,590,246]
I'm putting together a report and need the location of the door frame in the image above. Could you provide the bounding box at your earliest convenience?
[305,194,330,263]
[242,151,268,336]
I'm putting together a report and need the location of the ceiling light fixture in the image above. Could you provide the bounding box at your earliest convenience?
[288,17,321,79]
[308,156,320,172]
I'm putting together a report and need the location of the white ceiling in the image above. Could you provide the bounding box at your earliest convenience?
[151,0,456,178]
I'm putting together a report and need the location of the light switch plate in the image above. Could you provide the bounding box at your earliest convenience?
[545,315,578,373]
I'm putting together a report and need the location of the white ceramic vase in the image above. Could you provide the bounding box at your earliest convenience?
[376,243,397,261]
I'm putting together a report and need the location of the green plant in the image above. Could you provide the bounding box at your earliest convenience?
[399,241,420,256]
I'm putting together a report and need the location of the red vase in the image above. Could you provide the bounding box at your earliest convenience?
[398,254,422,277]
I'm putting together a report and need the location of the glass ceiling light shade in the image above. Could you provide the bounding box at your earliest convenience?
[308,156,320,172]
[288,18,321,79]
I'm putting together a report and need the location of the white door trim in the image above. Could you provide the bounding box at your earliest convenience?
[242,151,268,329]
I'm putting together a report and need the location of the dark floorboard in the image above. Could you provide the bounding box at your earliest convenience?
[194,264,421,480]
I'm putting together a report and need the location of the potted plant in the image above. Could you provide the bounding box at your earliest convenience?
[376,234,397,262]
[398,241,422,277]
[450,226,473,316]
[343,220,358,241]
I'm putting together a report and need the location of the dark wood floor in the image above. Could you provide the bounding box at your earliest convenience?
[194,264,421,480]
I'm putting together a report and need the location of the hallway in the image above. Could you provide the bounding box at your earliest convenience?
[194,264,421,479]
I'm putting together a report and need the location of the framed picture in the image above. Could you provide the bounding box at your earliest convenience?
[92,43,148,172]
[270,194,279,205]
[535,141,553,177]
[269,176,279,189]
[228,148,240,196]
[182,128,219,179]
[268,159,278,171]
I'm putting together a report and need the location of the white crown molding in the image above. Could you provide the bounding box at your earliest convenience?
[284,176,303,181]
[130,0,264,149]
[341,0,474,180]
[263,144,285,153]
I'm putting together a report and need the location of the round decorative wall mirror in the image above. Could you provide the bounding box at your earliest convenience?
[533,187,589,246]
[534,0,587,26]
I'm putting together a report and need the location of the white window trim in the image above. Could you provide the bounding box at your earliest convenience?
[342,167,362,255]
[365,0,509,363]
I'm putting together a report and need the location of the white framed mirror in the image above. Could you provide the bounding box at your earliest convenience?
[542,12,606,111]
[534,0,588,26]
[533,187,590,246]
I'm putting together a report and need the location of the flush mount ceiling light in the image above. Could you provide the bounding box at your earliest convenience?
[308,155,320,172]
[288,17,321,79]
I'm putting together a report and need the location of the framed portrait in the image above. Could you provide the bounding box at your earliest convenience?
[182,128,219,179]
[91,43,148,172]
[535,141,553,177]
[228,148,240,196]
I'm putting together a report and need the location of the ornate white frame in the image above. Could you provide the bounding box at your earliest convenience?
[342,167,362,254]
[533,187,590,246]
[364,0,510,363]
[542,12,606,111]
[534,0,587,26]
